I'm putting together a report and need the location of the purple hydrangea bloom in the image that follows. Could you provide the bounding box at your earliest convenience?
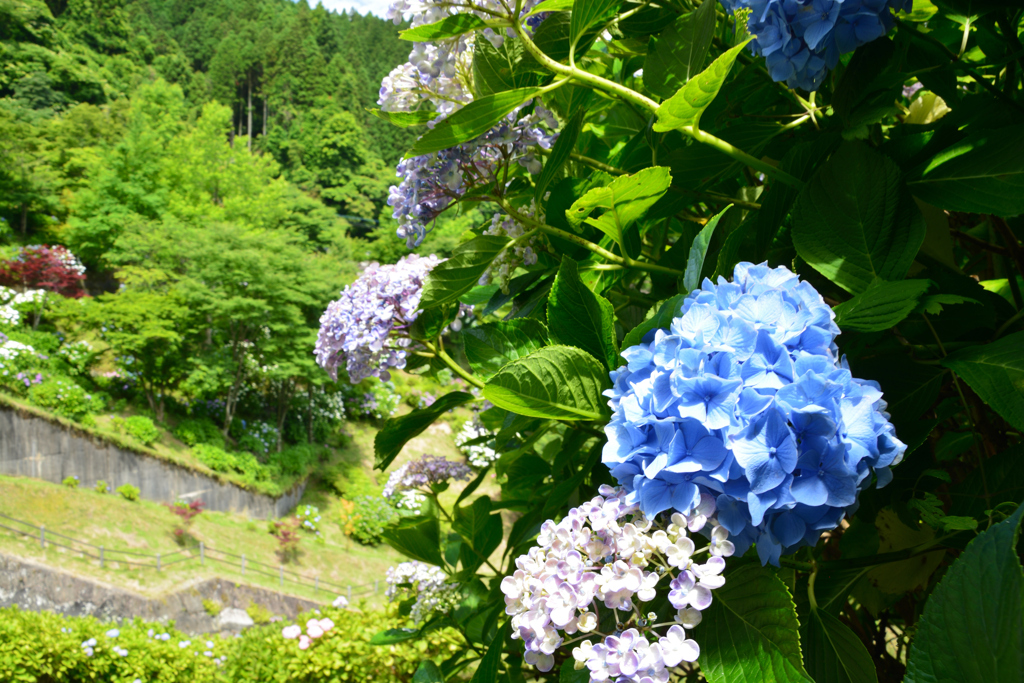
[315,254,441,383]
[603,262,906,565]
[382,454,473,500]
[720,0,913,91]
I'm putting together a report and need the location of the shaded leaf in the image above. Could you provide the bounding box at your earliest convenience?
[941,331,1024,432]
[792,144,925,294]
[566,166,672,250]
[643,0,717,98]
[548,256,618,370]
[368,108,436,128]
[684,205,732,293]
[464,319,549,379]
[621,293,687,351]
[832,279,932,332]
[802,608,878,683]
[383,516,445,567]
[536,108,584,203]
[904,504,1024,683]
[375,392,476,470]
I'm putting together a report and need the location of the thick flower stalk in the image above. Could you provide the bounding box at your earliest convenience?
[315,254,442,383]
[720,0,913,90]
[604,263,905,565]
[502,486,733,677]
[386,560,463,624]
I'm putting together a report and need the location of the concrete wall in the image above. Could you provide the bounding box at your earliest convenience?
[0,553,322,634]
[0,407,305,519]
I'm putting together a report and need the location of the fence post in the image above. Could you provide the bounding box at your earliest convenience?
[314,577,318,595]
[39,525,45,549]
[99,546,104,569]
[374,579,379,594]
[156,553,161,572]
[279,565,283,587]
[347,585,352,602]
[241,554,245,576]
[199,542,204,566]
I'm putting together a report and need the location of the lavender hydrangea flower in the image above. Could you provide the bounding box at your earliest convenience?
[315,254,441,383]
[386,560,462,624]
[383,454,473,501]
[502,486,732,677]
[720,0,913,90]
[603,262,905,565]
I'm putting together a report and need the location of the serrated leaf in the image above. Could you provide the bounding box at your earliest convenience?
[419,236,510,310]
[683,205,732,293]
[464,319,549,379]
[473,37,539,97]
[368,108,436,127]
[700,564,813,683]
[939,515,979,531]
[643,0,716,98]
[941,330,1024,432]
[904,504,1024,683]
[570,0,619,47]
[536,108,584,203]
[526,0,573,16]
[409,88,541,156]
[401,14,489,41]
[652,40,751,133]
[832,279,931,332]
[621,293,687,351]
[792,144,926,294]
[370,628,419,645]
[802,608,878,683]
[566,166,671,250]
[548,256,618,370]
[908,123,1024,216]
[375,392,476,470]
[483,345,610,421]
[913,293,979,316]
[560,660,590,683]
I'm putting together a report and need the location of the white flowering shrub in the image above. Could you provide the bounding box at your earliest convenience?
[455,418,498,468]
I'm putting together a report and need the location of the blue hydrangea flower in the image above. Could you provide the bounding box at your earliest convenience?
[603,263,905,565]
[719,0,913,90]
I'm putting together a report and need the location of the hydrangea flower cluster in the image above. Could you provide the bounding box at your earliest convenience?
[720,0,912,90]
[282,617,335,650]
[455,418,499,468]
[0,304,18,328]
[387,106,557,248]
[386,560,462,624]
[297,505,322,533]
[382,454,473,508]
[315,255,442,383]
[482,201,546,293]
[502,486,733,677]
[604,262,905,565]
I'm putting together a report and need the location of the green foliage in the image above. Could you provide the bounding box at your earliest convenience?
[93,479,107,494]
[548,256,618,371]
[123,415,160,446]
[348,494,400,546]
[172,417,223,448]
[245,602,273,626]
[202,599,222,617]
[26,377,101,420]
[115,483,140,502]
[61,475,78,488]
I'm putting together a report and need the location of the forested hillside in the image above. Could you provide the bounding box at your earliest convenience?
[0,0,415,250]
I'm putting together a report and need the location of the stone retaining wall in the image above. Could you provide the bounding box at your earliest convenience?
[0,553,322,634]
[0,407,304,518]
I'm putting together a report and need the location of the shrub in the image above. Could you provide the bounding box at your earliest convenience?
[25,376,102,420]
[327,462,379,499]
[0,245,86,298]
[94,480,108,494]
[246,602,273,625]
[172,417,222,448]
[202,599,222,617]
[115,483,139,502]
[270,518,302,564]
[165,499,204,543]
[269,444,319,476]
[346,495,399,546]
[193,443,237,473]
[123,415,159,446]
[55,340,95,377]
[236,420,279,456]
[0,606,221,682]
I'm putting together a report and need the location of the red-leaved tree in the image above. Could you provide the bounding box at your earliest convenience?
[0,245,86,298]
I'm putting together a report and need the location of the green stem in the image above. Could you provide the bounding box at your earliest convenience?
[424,340,486,390]
[807,565,819,611]
[995,306,1024,339]
[779,556,815,572]
[509,14,804,188]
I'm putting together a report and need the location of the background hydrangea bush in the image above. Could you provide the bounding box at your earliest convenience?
[310,1,1024,683]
